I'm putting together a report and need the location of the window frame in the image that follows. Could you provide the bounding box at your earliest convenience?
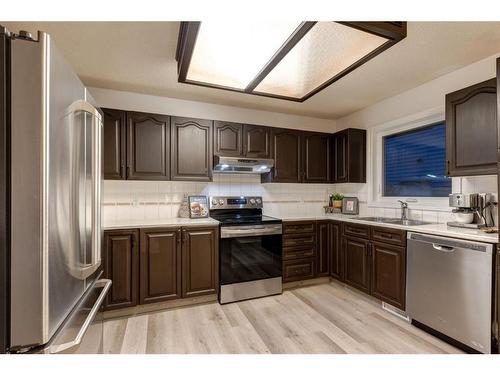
[382,121,451,198]
[368,109,454,211]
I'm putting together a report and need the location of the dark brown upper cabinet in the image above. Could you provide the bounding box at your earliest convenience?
[103,108,126,180]
[302,132,331,183]
[446,78,497,176]
[331,128,366,183]
[139,227,182,305]
[171,117,213,181]
[243,124,271,158]
[127,112,170,180]
[181,226,218,298]
[214,121,243,157]
[263,128,302,183]
[102,229,139,311]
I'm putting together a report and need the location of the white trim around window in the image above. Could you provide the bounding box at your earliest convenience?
[367,107,454,211]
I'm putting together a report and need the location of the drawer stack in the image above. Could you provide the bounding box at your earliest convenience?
[282,221,316,282]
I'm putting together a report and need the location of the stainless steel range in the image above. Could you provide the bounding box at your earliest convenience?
[209,196,282,304]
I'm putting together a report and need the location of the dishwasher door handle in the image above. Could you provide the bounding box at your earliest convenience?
[432,243,455,252]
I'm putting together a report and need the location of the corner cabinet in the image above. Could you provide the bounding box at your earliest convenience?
[103,108,126,179]
[127,112,170,180]
[446,78,497,176]
[332,128,366,183]
[102,229,139,310]
[171,117,213,181]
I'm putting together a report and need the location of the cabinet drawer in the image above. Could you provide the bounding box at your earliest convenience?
[283,233,315,248]
[371,226,406,246]
[283,221,315,234]
[283,246,316,260]
[343,223,370,239]
[283,259,316,282]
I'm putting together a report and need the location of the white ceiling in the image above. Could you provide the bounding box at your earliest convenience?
[3,21,500,119]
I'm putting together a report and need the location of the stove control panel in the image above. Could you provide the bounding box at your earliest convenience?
[209,196,263,210]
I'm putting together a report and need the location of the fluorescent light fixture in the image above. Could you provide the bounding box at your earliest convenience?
[177,22,406,102]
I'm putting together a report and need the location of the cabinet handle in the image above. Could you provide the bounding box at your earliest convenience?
[446,160,450,176]
[126,165,130,178]
[121,164,125,178]
[177,229,182,244]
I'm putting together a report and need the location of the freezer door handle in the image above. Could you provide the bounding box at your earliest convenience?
[48,279,111,354]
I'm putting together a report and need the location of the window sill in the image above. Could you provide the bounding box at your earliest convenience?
[367,201,452,212]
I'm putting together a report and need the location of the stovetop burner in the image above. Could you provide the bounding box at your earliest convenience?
[213,213,281,226]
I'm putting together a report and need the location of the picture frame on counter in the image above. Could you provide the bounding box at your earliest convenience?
[188,195,209,218]
[342,197,359,215]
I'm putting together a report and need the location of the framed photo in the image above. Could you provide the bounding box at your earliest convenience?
[188,195,209,218]
[342,197,359,215]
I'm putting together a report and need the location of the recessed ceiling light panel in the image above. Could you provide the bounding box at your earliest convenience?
[176,21,406,102]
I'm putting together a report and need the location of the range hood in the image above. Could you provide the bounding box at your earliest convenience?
[213,156,274,174]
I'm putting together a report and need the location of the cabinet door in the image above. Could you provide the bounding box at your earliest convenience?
[181,227,218,298]
[103,108,126,180]
[266,128,302,182]
[343,236,371,294]
[316,221,330,276]
[214,121,243,156]
[127,112,170,180]
[446,78,497,176]
[243,124,270,158]
[333,131,347,183]
[171,117,213,181]
[102,230,139,310]
[139,227,182,304]
[303,132,330,183]
[330,221,343,281]
[371,241,406,310]
[283,258,316,282]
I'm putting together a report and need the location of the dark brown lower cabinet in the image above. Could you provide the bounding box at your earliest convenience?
[330,221,343,281]
[102,229,139,310]
[181,227,218,298]
[371,241,406,310]
[316,221,330,276]
[139,227,182,304]
[283,258,316,282]
[343,236,371,294]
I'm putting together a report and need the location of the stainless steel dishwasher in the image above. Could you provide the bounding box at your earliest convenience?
[406,232,494,353]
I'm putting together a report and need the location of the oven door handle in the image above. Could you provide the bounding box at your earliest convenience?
[221,225,282,238]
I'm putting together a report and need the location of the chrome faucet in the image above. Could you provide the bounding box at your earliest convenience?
[398,200,408,221]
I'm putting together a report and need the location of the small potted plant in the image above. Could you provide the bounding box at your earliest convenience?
[332,193,344,209]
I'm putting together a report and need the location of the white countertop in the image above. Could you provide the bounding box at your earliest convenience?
[279,214,499,244]
[103,217,220,230]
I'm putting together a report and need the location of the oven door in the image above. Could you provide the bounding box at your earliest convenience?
[220,224,282,285]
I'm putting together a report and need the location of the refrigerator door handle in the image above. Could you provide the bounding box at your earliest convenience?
[48,279,111,354]
[69,100,103,279]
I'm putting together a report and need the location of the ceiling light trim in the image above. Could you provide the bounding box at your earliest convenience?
[176,21,407,102]
[244,21,317,92]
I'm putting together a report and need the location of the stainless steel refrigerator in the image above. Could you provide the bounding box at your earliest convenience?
[0,26,111,354]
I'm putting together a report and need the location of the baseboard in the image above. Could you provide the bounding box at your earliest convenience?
[103,294,218,321]
[283,276,331,290]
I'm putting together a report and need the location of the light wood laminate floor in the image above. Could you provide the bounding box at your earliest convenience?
[103,281,463,354]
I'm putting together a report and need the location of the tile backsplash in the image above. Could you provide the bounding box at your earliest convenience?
[103,174,337,225]
[103,174,498,226]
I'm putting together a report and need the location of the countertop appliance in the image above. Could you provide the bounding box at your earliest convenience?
[213,155,274,174]
[0,27,110,353]
[209,196,282,304]
[447,193,493,229]
[406,232,494,353]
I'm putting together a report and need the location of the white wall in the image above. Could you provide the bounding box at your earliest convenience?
[89,87,337,133]
[333,52,500,225]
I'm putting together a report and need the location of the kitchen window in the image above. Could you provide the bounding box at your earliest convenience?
[383,122,451,197]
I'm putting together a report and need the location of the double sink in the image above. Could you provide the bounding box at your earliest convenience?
[352,216,432,226]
